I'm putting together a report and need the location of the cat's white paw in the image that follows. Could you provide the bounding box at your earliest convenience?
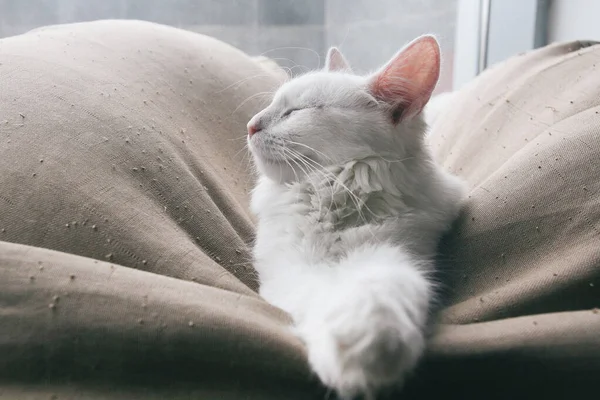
[298,297,425,399]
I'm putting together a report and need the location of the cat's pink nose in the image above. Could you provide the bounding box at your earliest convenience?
[247,121,261,137]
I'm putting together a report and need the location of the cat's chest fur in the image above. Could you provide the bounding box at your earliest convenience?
[250,172,382,313]
[251,175,363,266]
[250,158,464,307]
[250,160,418,305]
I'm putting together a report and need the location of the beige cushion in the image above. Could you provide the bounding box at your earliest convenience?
[0,20,599,399]
[0,20,316,399]
[424,39,600,396]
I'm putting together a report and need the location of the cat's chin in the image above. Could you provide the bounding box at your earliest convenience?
[252,154,300,184]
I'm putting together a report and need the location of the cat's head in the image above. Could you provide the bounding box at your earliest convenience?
[247,35,441,183]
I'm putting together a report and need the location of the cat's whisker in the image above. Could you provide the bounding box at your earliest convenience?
[232,142,250,161]
[288,148,331,208]
[231,145,249,167]
[283,139,334,162]
[231,141,260,190]
[232,91,276,115]
[298,160,328,214]
[259,46,321,70]
[298,153,375,226]
[263,56,303,68]
[337,27,351,55]
[237,150,251,178]
[282,146,322,207]
[288,160,311,204]
[228,135,249,142]
[284,147,344,217]
[288,64,312,75]
[218,73,275,93]
[285,148,376,237]
[283,147,329,214]
[283,151,302,185]
[244,155,257,187]
[250,57,296,79]
[279,66,294,79]
[377,155,415,164]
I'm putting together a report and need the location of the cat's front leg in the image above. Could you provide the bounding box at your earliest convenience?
[295,244,432,399]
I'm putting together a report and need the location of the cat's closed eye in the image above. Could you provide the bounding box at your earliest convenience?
[281,108,300,118]
[365,99,379,108]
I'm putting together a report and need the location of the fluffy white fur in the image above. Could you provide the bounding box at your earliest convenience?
[247,36,465,399]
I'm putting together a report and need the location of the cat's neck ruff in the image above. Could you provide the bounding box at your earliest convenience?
[291,156,414,227]
[251,151,463,261]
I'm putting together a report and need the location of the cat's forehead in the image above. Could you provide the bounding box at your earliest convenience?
[276,72,365,104]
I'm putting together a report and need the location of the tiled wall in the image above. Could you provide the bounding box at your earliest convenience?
[0,0,457,89]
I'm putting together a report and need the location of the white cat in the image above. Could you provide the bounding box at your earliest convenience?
[247,36,465,399]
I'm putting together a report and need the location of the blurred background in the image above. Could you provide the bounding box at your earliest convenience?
[0,0,458,91]
[0,0,599,92]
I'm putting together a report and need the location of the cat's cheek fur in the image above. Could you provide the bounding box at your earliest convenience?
[247,139,298,184]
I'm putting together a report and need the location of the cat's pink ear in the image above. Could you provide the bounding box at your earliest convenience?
[325,47,352,72]
[369,35,440,122]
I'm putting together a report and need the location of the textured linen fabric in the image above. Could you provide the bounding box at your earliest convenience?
[0,20,319,400]
[419,39,600,398]
[0,20,599,399]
